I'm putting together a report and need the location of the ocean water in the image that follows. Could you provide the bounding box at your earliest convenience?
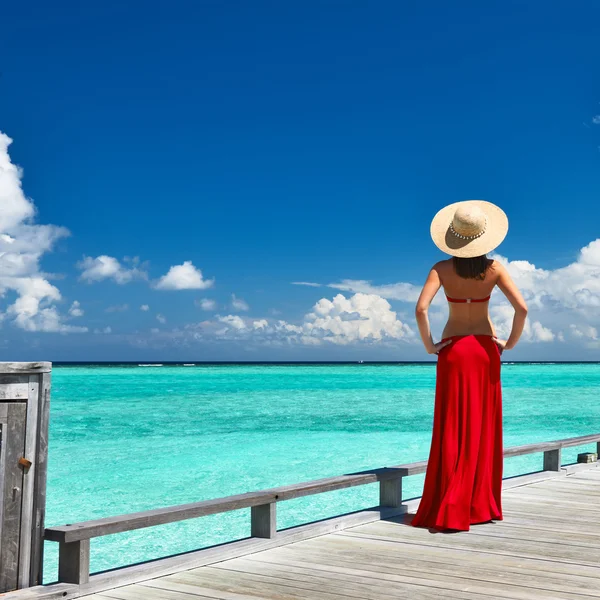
[42,363,600,582]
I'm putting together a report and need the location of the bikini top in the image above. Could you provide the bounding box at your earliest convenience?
[446,294,491,304]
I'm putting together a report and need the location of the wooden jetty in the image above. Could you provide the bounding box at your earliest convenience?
[4,433,600,600]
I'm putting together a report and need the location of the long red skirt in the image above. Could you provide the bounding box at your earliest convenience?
[410,334,503,531]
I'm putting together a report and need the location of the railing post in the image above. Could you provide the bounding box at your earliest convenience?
[597,441,600,459]
[543,448,562,471]
[251,503,276,538]
[58,540,90,584]
[379,477,403,508]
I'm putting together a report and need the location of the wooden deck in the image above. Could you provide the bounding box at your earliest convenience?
[82,463,600,600]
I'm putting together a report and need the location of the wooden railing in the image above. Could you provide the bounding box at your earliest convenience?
[44,433,600,586]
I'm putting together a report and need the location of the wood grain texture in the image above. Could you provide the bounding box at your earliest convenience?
[29,371,51,587]
[18,378,40,588]
[0,364,51,374]
[0,402,27,593]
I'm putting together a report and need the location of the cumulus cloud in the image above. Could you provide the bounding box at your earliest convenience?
[0,132,86,333]
[231,294,249,311]
[140,304,150,311]
[156,313,167,324]
[78,255,147,284]
[154,261,214,290]
[196,293,413,346]
[593,115,600,125]
[69,301,84,317]
[196,298,216,311]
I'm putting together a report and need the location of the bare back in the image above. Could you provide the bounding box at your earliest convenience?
[436,259,500,339]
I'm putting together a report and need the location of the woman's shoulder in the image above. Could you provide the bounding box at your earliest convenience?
[432,258,453,271]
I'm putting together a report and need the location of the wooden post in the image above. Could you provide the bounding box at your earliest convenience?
[0,363,51,593]
[379,477,403,508]
[58,540,90,584]
[251,503,277,538]
[543,448,562,471]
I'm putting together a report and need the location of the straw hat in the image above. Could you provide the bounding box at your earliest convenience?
[430,200,508,258]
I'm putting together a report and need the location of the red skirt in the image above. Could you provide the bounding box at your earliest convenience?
[410,334,503,531]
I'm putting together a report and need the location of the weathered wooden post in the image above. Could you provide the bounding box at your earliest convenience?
[0,362,51,593]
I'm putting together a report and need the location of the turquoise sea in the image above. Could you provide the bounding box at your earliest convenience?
[43,363,600,582]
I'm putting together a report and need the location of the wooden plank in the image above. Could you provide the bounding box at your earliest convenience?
[18,377,40,588]
[1,583,76,600]
[505,483,600,501]
[213,553,596,600]
[58,540,90,585]
[0,364,51,375]
[256,539,600,598]
[177,564,518,600]
[562,461,600,475]
[0,402,27,593]
[502,499,600,523]
[250,503,276,538]
[0,364,52,375]
[0,376,30,385]
[543,448,561,471]
[503,491,600,510]
[45,468,414,543]
[379,477,403,508]
[290,530,600,580]
[503,433,600,457]
[92,584,221,599]
[30,371,51,587]
[0,384,30,400]
[339,525,600,568]
[143,577,296,599]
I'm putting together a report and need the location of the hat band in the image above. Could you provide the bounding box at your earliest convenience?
[449,217,487,240]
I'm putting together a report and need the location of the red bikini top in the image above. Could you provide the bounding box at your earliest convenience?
[446,294,491,304]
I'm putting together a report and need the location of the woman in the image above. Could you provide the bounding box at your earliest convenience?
[410,200,528,532]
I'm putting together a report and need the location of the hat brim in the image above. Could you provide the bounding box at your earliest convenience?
[430,200,508,258]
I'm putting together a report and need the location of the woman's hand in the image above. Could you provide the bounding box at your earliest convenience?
[492,337,508,354]
[428,339,453,355]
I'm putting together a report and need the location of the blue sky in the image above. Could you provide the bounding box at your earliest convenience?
[1,0,600,361]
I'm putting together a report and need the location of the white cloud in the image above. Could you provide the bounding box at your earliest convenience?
[593,115,600,124]
[78,255,147,284]
[196,298,216,311]
[291,281,322,287]
[203,293,413,346]
[154,261,214,290]
[0,132,86,333]
[569,324,598,340]
[156,313,167,324]
[327,279,425,304]
[94,326,112,334]
[231,294,249,311]
[217,314,246,330]
[69,301,84,317]
[140,304,150,311]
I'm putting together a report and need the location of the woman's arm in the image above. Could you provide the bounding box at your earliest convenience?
[495,262,528,350]
[415,265,451,354]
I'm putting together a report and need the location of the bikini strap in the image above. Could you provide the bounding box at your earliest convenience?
[446,294,491,304]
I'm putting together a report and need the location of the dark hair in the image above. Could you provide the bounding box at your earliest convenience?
[452,255,492,280]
